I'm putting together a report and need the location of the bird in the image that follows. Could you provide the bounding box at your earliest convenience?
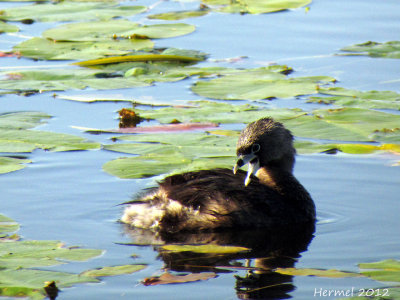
[120,118,316,233]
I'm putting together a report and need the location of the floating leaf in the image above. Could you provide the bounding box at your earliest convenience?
[192,68,335,100]
[0,21,19,33]
[75,122,218,134]
[274,267,360,278]
[161,244,250,254]
[340,41,400,59]
[0,111,99,157]
[143,272,217,286]
[308,87,400,110]
[73,54,203,67]
[0,3,147,22]
[359,259,400,283]
[0,68,152,92]
[203,0,312,14]
[14,37,153,61]
[81,264,147,277]
[0,214,19,233]
[43,20,195,42]
[148,8,210,20]
[0,156,31,174]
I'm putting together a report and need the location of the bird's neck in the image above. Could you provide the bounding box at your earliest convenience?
[256,166,301,197]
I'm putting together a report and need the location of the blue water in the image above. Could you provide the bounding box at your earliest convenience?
[1,0,400,299]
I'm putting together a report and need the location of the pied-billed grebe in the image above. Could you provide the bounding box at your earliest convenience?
[121,118,316,233]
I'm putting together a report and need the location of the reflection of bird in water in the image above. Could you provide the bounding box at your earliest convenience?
[123,224,315,299]
[121,118,316,233]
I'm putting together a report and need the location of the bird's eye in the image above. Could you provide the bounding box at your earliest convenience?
[252,143,260,153]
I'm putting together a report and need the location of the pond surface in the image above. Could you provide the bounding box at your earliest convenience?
[1,0,400,299]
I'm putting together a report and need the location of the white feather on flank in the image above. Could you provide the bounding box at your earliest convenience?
[121,194,202,230]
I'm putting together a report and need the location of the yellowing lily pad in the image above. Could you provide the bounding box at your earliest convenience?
[203,0,312,14]
[0,2,147,22]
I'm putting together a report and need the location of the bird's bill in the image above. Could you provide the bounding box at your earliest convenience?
[233,153,260,186]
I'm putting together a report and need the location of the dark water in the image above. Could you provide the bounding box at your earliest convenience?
[1,0,400,299]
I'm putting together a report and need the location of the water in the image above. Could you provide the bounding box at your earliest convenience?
[1,0,400,299]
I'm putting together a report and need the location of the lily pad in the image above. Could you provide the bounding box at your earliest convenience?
[340,41,400,59]
[359,259,400,283]
[160,244,250,254]
[192,68,335,100]
[148,8,210,20]
[0,68,152,92]
[0,215,103,299]
[274,267,360,278]
[43,20,195,42]
[0,21,19,33]
[0,3,147,22]
[81,264,147,277]
[0,156,31,174]
[0,111,99,156]
[143,272,217,286]
[14,37,154,61]
[308,87,400,110]
[203,0,312,14]
[0,214,19,233]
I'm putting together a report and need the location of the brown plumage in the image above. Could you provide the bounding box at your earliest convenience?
[121,118,316,233]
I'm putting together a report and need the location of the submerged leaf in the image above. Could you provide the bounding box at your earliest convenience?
[0,214,19,233]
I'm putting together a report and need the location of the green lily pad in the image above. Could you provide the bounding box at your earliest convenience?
[0,21,19,33]
[0,214,103,299]
[14,37,154,61]
[0,156,32,174]
[0,3,147,22]
[203,0,312,14]
[81,264,147,277]
[308,87,400,110]
[340,41,400,59]
[0,214,19,233]
[359,259,400,283]
[192,67,335,100]
[0,68,152,92]
[274,267,360,278]
[0,111,99,156]
[43,20,195,42]
[132,100,303,124]
[148,8,210,20]
[160,244,250,254]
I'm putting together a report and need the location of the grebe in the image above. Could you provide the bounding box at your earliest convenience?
[121,118,315,233]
